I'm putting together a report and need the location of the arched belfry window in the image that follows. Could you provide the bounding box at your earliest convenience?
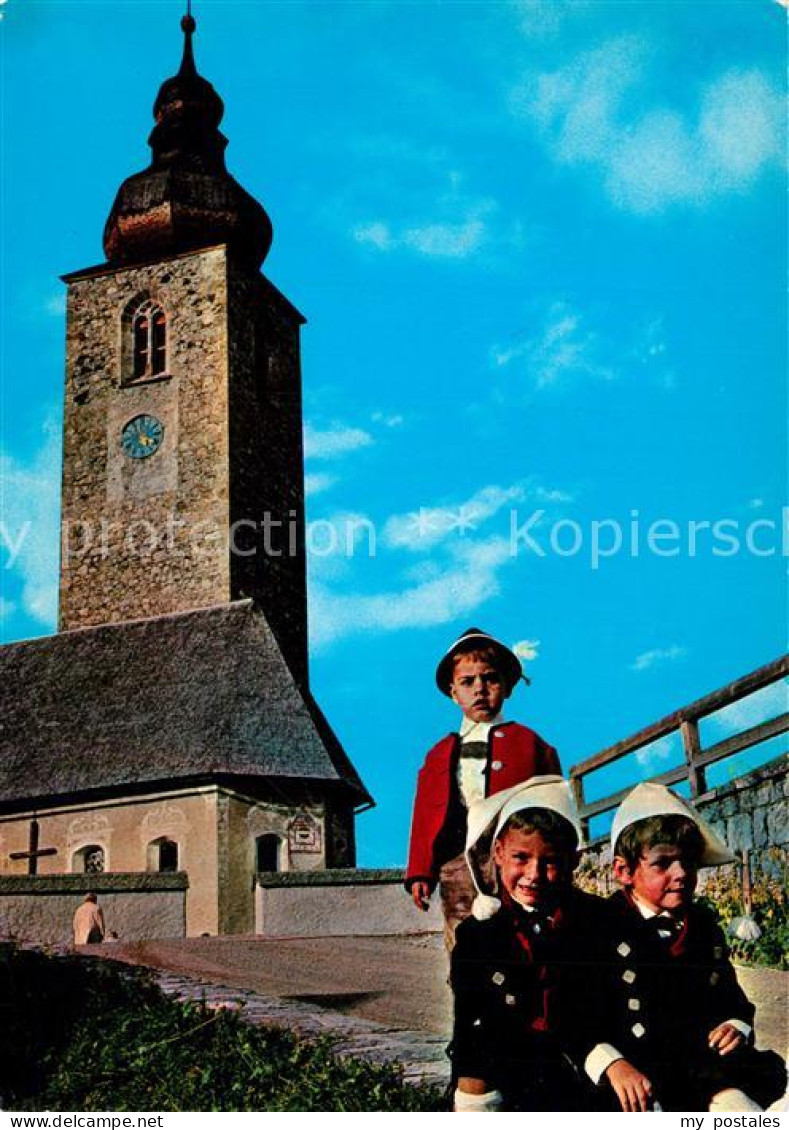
[128,299,167,381]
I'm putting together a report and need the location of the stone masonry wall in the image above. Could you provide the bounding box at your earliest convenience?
[699,756,787,863]
[578,755,787,895]
[227,264,308,684]
[60,245,231,629]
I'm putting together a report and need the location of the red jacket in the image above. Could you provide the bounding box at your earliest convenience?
[406,722,561,890]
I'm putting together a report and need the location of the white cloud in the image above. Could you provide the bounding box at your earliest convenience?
[308,479,571,650]
[45,293,66,317]
[0,596,17,620]
[371,411,404,428]
[304,472,337,497]
[707,681,788,736]
[403,214,488,259]
[630,645,688,672]
[492,301,615,390]
[0,412,61,627]
[353,222,393,251]
[748,498,765,510]
[350,161,499,262]
[303,422,373,460]
[309,534,514,649]
[514,0,591,38]
[384,483,526,551]
[534,486,574,504]
[513,37,784,213]
[635,734,678,769]
[354,201,493,261]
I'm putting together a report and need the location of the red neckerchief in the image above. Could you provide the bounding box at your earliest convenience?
[500,887,568,1032]
[623,889,689,957]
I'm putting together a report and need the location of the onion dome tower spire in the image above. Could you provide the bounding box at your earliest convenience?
[103,6,272,269]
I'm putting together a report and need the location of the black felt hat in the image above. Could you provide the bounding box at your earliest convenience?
[435,627,526,696]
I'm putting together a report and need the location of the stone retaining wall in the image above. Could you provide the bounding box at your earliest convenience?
[698,757,787,864]
[0,872,188,945]
[256,868,443,936]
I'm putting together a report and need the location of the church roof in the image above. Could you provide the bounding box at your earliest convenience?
[0,601,372,812]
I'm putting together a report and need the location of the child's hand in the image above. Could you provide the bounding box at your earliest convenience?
[605,1059,654,1112]
[708,1023,745,1055]
[411,881,431,912]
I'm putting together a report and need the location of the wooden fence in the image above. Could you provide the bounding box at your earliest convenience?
[568,655,789,843]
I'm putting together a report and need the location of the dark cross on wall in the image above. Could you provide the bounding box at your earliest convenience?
[9,819,58,876]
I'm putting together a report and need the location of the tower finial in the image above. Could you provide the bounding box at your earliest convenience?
[180,2,197,75]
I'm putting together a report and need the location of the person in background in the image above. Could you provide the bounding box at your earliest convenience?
[73,891,105,945]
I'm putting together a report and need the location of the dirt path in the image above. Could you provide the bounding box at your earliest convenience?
[96,934,786,1055]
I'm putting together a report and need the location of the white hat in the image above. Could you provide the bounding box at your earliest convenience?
[610,782,733,867]
[465,775,583,920]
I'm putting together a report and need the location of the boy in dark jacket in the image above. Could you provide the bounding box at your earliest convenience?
[450,776,605,1112]
[406,628,560,945]
[583,783,786,1113]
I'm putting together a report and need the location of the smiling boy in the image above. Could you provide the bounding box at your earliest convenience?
[583,783,786,1113]
[405,628,560,945]
[450,776,606,1112]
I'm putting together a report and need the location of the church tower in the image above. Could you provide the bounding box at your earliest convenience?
[60,12,307,683]
[0,11,371,939]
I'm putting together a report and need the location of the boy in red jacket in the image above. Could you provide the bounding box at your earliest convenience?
[405,627,560,945]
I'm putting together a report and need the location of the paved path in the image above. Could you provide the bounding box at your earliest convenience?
[92,933,787,1085]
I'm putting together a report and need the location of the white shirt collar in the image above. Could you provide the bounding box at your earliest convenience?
[632,893,675,921]
[459,713,505,740]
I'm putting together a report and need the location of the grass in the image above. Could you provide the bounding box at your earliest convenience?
[0,943,445,1112]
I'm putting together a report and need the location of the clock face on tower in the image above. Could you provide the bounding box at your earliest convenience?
[121,414,164,459]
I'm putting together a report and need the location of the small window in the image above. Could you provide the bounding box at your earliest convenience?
[130,300,167,380]
[256,834,282,872]
[158,840,179,872]
[74,844,105,874]
[146,836,179,873]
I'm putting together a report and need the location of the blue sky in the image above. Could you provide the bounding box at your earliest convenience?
[1,0,786,866]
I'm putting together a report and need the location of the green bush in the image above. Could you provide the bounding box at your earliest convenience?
[0,944,444,1112]
[698,850,789,971]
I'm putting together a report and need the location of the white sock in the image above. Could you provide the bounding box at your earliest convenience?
[453,1087,504,1112]
[708,1089,762,1112]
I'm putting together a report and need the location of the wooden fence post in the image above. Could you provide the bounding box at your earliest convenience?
[680,719,706,797]
[570,776,590,845]
[741,848,753,915]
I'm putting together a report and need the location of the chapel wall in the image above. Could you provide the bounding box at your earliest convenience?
[0,791,221,937]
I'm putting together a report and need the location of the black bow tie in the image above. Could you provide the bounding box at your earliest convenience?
[646,914,682,942]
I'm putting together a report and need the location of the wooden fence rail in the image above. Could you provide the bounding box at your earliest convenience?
[568,654,789,843]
